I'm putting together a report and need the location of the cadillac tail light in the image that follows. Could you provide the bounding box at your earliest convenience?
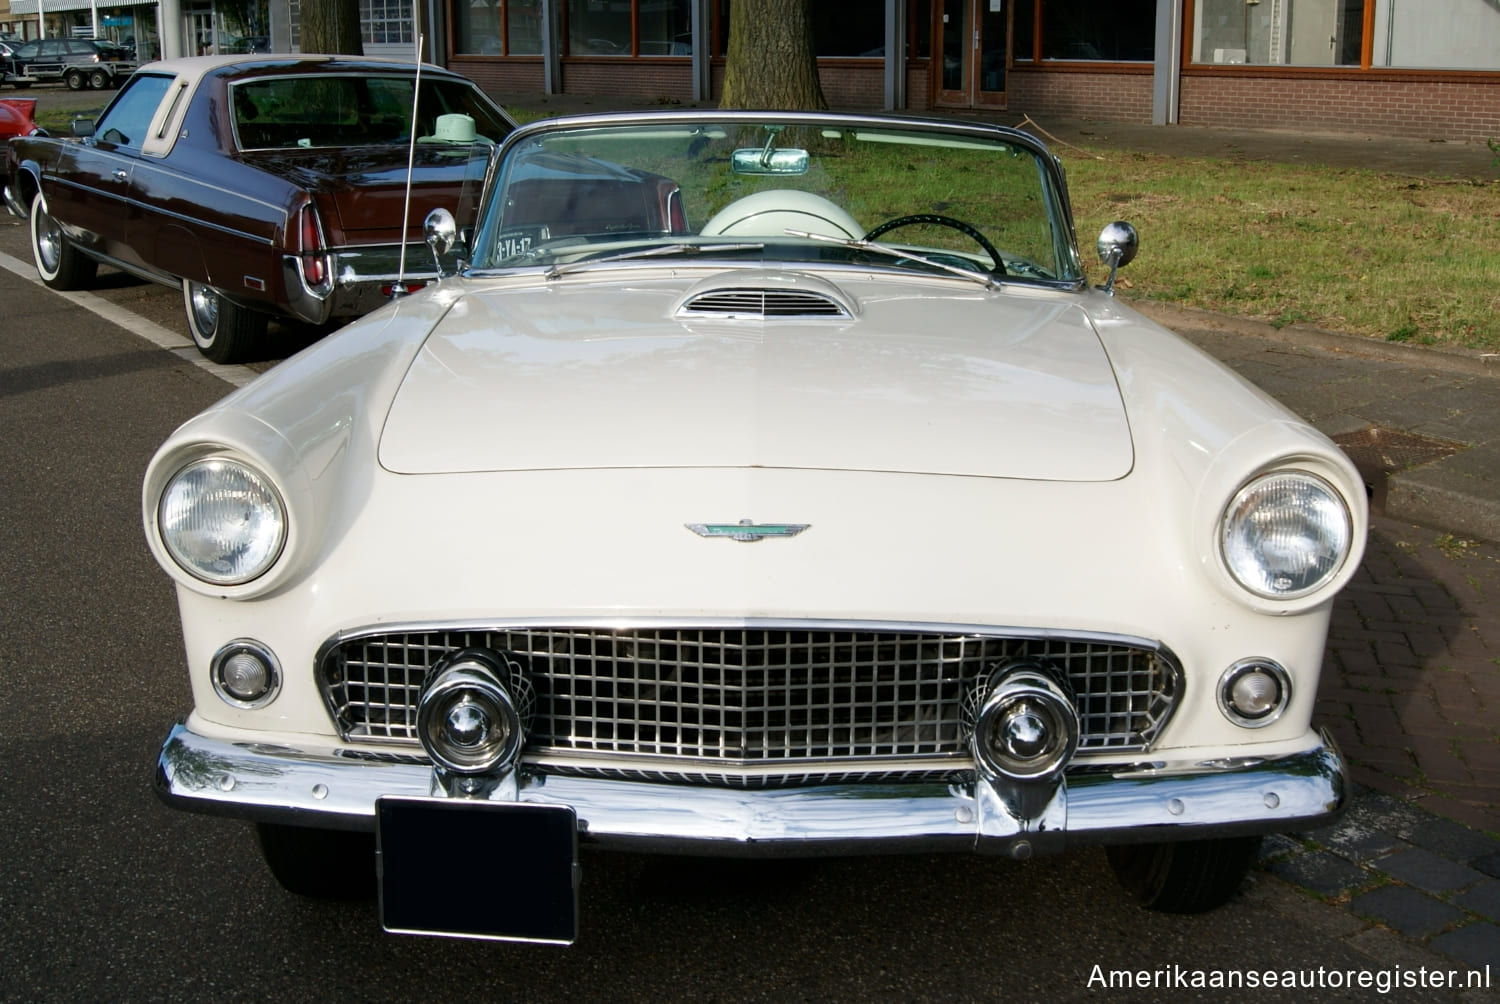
[297,204,331,289]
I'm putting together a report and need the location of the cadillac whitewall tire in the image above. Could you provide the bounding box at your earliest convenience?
[30,191,97,291]
[183,279,268,364]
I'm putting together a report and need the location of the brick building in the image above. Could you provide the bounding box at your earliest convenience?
[68,1,1498,142]
[437,1,1500,141]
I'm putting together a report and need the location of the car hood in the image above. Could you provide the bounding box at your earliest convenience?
[238,146,484,241]
[378,270,1134,480]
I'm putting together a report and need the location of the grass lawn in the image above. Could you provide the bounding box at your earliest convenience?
[1064,149,1500,352]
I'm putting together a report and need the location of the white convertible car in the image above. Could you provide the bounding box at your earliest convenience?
[146,110,1366,943]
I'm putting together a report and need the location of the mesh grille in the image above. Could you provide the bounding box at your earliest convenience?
[679,288,848,318]
[320,627,1177,781]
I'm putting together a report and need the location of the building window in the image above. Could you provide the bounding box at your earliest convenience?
[1042,0,1155,61]
[567,0,630,55]
[509,0,545,53]
[1013,0,1034,61]
[290,0,413,48]
[362,0,413,45]
[455,0,542,55]
[1374,0,1500,69]
[1192,0,1361,66]
[637,0,692,55]
[1191,0,1500,70]
[811,0,884,57]
[1010,0,1155,62]
[564,0,692,57]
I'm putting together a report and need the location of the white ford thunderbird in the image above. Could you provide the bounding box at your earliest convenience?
[146,110,1366,943]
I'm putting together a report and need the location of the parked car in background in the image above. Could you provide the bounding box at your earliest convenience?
[4,53,516,362]
[4,37,137,90]
[0,40,15,86]
[229,35,272,54]
[146,108,1368,942]
[0,97,42,139]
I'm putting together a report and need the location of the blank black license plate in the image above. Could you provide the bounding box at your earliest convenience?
[377,797,578,944]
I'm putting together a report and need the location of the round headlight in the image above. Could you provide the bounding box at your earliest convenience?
[1222,471,1351,599]
[158,458,287,585]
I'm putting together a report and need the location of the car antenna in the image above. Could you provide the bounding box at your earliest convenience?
[392,30,424,300]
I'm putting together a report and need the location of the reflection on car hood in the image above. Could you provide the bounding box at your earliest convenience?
[238,146,485,240]
[379,271,1133,481]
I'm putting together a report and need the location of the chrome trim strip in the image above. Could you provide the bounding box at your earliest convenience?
[331,245,441,285]
[317,616,1181,664]
[45,176,280,248]
[155,721,1346,855]
[526,750,970,778]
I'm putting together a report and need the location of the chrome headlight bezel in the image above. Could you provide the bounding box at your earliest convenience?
[1219,469,1354,602]
[157,456,287,586]
[210,638,283,709]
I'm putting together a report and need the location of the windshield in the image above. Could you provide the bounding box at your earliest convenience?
[230,73,513,151]
[469,113,1082,284]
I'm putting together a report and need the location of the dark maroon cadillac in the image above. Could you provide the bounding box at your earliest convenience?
[4,54,515,362]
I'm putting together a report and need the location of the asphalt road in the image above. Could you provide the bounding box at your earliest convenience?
[0,198,1493,1002]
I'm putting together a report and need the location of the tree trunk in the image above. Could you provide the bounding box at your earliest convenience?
[719,0,827,110]
[300,0,364,55]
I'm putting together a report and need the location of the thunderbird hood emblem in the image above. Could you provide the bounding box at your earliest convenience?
[686,519,810,543]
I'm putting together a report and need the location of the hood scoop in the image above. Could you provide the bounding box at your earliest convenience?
[679,288,849,319]
[675,270,854,320]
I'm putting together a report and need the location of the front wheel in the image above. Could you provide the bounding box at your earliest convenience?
[30,190,97,290]
[1106,835,1261,914]
[183,279,267,364]
[88,68,110,90]
[254,823,375,899]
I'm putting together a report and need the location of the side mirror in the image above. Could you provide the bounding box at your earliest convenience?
[423,208,458,274]
[70,117,96,139]
[1095,221,1138,297]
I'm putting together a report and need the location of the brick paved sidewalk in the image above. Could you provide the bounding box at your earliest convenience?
[1247,514,1500,973]
[1321,516,1500,836]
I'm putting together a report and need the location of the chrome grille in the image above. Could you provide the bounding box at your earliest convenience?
[679,288,848,319]
[319,626,1178,781]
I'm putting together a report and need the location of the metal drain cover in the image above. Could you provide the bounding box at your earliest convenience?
[1332,427,1464,473]
[1331,426,1465,512]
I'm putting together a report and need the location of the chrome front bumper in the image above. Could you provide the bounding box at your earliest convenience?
[155,722,1348,858]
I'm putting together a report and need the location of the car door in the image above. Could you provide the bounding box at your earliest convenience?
[26,39,67,79]
[126,72,294,307]
[55,72,177,270]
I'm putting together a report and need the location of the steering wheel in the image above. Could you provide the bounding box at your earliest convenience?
[863,214,1006,274]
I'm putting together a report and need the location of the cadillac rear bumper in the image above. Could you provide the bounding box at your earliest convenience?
[155,721,1348,857]
[278,244,441,325]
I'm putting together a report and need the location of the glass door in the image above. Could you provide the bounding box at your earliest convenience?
[937,0,1009,108]
[187,6,217,54]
